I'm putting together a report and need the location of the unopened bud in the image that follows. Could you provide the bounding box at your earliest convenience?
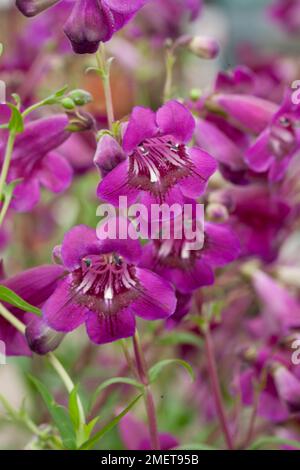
[61,97,76,110]
[66,111,95,132]
[206,203,229,222]
[67,89,92,106]
[94,134,126,177]
[188,36,220,59]
[25,318,64,355]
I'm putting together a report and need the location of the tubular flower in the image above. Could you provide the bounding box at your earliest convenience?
[43,223,177,344]
[16,0,149,54]
[97,100,217,209]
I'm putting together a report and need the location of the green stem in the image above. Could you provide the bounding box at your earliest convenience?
[132,331,160,450]
[0,130,16,203]
[47,352,86,430]
[163,50,176,102]
[204,326,234,450]
[0,306,85,430]
[22,101,45,119]
[0,302,26,334]
[96,44,115,130]
[0,189,13,226]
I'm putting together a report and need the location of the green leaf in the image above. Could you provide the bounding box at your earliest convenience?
[0,44,3,57]
[83,417,99,441]
[158,331,201,348]
[149,359,195,383]
[176,443,218,450]
[80,394,142,450]
[89,377,143,411]
[69,385,81,431]
[249,436,300,450]
[28,375,76,450]
[7,104,24,133]
[0,286,41,316]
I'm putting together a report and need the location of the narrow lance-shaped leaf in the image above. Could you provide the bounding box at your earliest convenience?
[0,286,41,316]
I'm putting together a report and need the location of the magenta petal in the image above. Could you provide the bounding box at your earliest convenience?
[131,268,176,320]
[0,316,31,356]
[43,277,88,332]
[203,222,240,266]
[38,152,73,192]
[64,0,114,54]
[122,107,158,153]
[61,225,100,271]
[245,129,274,172]
[156,100,195,143]
[163,259,214,294]
[11,179,41,213]
[195,118,245,170]
[103,0,148,14]
[213,94,277,134]
[85,308,136,344]
[179,148,217,198]
[97,159,139,206]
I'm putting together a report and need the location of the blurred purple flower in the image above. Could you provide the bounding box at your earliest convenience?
[0,115,73,212]
[16,0,149,54]
[268,0,300,35]
[213,185,291,262]
[141,220,240,294]
[97,100,216,210]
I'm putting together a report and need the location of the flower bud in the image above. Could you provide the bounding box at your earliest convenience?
[206,203,229,222]
[61,97,76,110]
[67,89,92,106]
[16,0,60,17]
[66,111,95,132]
[94,134,126,177]
[188,36,220,59]
[25,317,64,355]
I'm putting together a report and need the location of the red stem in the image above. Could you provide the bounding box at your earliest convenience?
[132,332,160,450]
[204,326,234,450]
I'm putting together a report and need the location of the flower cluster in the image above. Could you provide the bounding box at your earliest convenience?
[1,0,300,453]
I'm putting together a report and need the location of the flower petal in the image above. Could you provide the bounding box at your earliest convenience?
[179,148,217,198]
[161,259,214,294]
[131,268,176,320]
[11,179,41,213]
[103,0,148,14]
[156,100,195,143]
[43,277,88,332]
[38,152,73,192]
[85,308,136,344]
[122,106,158,153]
[64,0,114,54]
[203,222,240,266]
[61,225,100,271]
[245,129,274,172]
[97,159,139,206]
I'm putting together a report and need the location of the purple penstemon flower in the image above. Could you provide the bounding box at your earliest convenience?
[16,0,149,54]
[0,115,73,212]
[43,222,177,344]
[141,216,240,294]
[245,92,300,182]
[97,100,217,209]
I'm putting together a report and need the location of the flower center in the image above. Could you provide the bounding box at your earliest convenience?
[128,136,192,199]
[71,254,139,314]
[154,239,198,270]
